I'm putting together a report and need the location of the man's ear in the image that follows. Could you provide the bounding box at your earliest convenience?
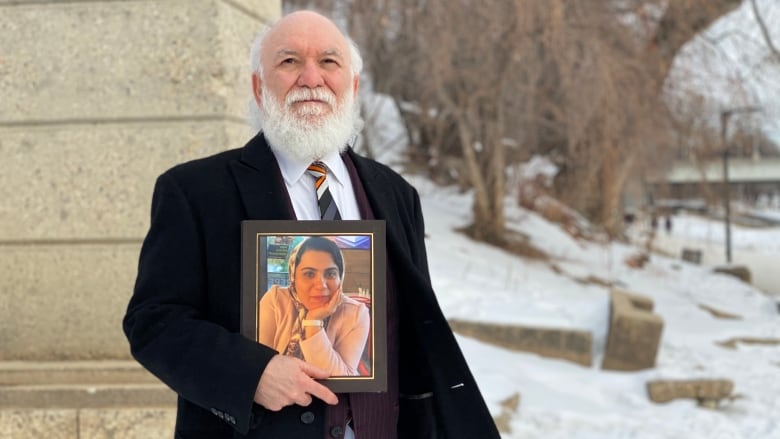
[352,74,360,96]
[251,73,263,107]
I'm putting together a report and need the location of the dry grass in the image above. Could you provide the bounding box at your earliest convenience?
[493,392,521,434]
[574,274,613,287]
[716,337,780,350]
[698,304,742,320]
[456,224,550,261]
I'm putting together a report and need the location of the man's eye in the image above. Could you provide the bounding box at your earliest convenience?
[282,58,296,65]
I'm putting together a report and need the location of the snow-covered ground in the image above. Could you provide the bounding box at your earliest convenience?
[416,181,780,438]
[652,212,780,296]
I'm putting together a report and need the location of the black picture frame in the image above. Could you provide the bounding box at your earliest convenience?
[241,220,387,393]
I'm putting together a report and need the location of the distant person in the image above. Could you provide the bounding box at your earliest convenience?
[123,9,499,439]
[665,215,672,234]
[258,237,370,376]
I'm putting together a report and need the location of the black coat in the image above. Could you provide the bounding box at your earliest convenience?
[123,134,500,438]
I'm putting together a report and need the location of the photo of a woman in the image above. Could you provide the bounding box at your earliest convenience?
[258,236,371,376]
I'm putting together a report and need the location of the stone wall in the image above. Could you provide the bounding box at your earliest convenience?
[1,1,280,435]
[0,0,280,361]
[448,319,593,367]
[0,408,176,439]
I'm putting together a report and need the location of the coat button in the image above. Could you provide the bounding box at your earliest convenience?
[300,411,315,424]
[330,425,344,437]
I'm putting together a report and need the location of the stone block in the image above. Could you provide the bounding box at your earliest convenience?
[0,384,176,409]
[0,122,250,241]
[0,361,159,386]
[0,1,250,122]
[611,287,654,311]
[0,408,176,439]
[602,289,664,371]
[215,0,283,117]
[0,244,140,360]
[215,0,284,123]
[449,319,592,367]
[79,408,176,439]
[713,265,752,284]
[0,361,175,427]
[0,409,76,439]
[681,248,702,264]
[647,379,734,405]
[220,0,281,22]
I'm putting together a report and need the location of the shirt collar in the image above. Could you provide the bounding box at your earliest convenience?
[269,144,348,187]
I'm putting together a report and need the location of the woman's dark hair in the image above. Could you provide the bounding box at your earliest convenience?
[292,237,345,279]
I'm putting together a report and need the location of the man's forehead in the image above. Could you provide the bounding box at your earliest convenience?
[264,13,348,56]
[272,47,345,59]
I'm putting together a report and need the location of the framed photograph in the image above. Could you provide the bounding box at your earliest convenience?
[241,220,387,393]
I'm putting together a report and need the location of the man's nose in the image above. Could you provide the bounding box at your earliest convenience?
[297,60,325,88]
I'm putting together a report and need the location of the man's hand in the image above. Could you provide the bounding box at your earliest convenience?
[254,355,338,411]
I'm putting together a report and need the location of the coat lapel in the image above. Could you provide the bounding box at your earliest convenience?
[346,150,396,226]
[346,150,422,273]
[229,134,295,220]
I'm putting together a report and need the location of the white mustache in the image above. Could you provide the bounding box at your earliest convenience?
[285,88,337,107]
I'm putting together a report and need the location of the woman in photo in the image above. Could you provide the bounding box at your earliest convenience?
[258,237,370,376]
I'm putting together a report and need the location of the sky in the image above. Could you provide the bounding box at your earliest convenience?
[414,179,780,439]
[668,0,780,144]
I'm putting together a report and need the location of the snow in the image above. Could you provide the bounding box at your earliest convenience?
[349,4,780,434]
[651,212,780,295]
[415,181,780,438]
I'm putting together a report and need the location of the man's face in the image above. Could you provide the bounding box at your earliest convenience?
[255,12,358,127]
[293,250,342,311]
[250,12,361,162]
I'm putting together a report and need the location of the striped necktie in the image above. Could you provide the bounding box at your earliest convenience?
[306,161,342,220]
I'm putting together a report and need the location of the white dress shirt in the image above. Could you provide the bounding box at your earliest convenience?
[269,146,361,221]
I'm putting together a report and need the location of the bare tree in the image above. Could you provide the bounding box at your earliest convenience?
[285,0,773,241]
[749,0,780,61]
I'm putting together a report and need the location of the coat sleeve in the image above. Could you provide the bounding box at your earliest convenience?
[123,172,277,434]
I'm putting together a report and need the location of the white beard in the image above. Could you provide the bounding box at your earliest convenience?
[255,85,361,163]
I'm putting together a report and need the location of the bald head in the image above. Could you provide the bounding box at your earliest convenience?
[250,11,363,80]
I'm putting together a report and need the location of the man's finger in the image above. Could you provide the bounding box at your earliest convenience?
[305,380,338,405]
[294,392,314,407]
[300,361,331,380]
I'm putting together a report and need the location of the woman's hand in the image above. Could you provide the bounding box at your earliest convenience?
[306,288,343,321]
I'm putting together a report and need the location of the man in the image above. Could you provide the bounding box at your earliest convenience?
[124,10,499,439]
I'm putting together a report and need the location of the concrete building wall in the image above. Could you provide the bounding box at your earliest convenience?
[0,0,281,360]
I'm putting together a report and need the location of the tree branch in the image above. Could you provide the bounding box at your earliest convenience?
[750,0,780,62]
